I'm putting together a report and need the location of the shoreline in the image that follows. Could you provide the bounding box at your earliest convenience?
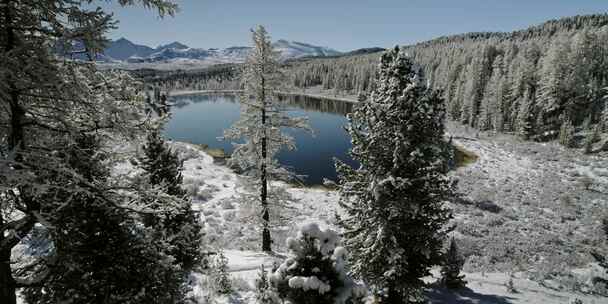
[169,89,243,97]
[169,89,359,103]
[275,91,358,104]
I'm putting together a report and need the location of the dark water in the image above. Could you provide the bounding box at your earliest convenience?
[165,93,357,185]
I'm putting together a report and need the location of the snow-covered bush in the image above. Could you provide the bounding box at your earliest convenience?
[270,223,367,304]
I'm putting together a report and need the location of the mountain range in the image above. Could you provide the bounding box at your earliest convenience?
[101,38,341,64]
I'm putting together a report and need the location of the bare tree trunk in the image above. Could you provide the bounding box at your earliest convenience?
[260,76,271,252]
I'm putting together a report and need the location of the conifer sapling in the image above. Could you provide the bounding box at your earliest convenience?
[440,237,467,290]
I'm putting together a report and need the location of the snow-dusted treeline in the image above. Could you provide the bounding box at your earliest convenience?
[288,14,608,140]
[134,63,242,92]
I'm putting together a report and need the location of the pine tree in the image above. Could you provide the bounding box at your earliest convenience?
[210,250,233,295]
[516,91,535,140]
[537,38,572,131]
[559,118,576,148]
[583,124,600,154]
[142,129,186,197]
[22,135,186,304]
[336,47,453,304]
[270,223,365,304]
[440,237,467,290]
[223,25,309,252]
[479,55,505,131]
[140,128,203,272]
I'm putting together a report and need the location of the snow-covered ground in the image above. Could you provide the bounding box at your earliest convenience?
[14,130,606,303]
[171,138,607,303]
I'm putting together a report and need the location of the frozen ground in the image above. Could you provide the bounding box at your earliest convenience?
[446,122,608,285]
[170,138,607,303]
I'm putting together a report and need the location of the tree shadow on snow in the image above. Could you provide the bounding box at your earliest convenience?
[426,287,516,304]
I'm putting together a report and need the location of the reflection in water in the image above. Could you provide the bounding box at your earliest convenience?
[166,94,357,185]
[276,94,354,116]
[172,93,354,116]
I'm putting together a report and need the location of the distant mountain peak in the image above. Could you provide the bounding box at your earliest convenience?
[114,37,134,44]
[157,41,189,50]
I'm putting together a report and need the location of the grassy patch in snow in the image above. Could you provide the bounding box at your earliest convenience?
[454,144,479,167]
[193,143,229,159]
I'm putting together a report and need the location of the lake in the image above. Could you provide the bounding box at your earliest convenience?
[165,93,357,185]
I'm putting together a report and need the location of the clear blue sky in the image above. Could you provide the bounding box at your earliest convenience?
[100,0,608,51]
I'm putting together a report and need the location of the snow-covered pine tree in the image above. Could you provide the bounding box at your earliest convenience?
[223,25,309,252]
[140,128,203,271]
[479,55,505,132]
[210,250,233,295]
[336,46,453,304]
[440,237,467,290]
[0,1,180,303]
[270,223,366,304]
[583,124,601,154]
[537,38,572,133]
[559,118,576,148]
[142,129,187,197]
[21,134,186,304]
[516,91,535,140]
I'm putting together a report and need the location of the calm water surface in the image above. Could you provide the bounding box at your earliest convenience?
[165,94,357,185]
